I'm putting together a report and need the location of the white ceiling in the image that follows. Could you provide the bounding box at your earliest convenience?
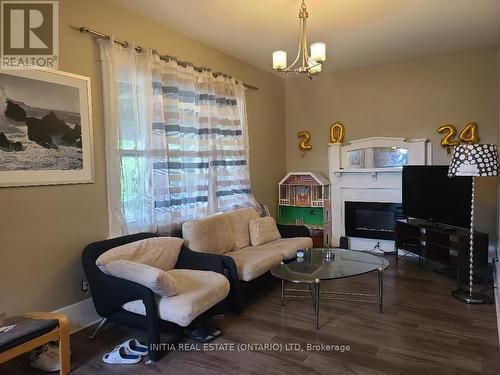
[111,0,500,73]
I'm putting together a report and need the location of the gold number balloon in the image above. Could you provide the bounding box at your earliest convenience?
[297,131,312,156]
[329,121,345,144]
[459,122,480,144]
[437,124,460,148]
[437,123,480,155]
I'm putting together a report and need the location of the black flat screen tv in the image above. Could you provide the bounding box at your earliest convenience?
[402,165,472,229]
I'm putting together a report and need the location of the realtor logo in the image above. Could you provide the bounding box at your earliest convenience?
[1,0,58,69]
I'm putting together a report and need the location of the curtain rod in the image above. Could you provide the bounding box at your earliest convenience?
[76,26,259,90]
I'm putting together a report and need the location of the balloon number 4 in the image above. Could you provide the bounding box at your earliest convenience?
[458,123,480,144]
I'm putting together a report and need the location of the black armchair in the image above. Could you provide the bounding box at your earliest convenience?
[82,233,231,362]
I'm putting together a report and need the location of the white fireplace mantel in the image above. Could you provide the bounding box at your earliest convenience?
[328,137,431,250]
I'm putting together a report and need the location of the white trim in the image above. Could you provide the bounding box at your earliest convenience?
[53,298,100,334]
[348,238,395,252]
[329,137,430,171]
[328,137,431,247]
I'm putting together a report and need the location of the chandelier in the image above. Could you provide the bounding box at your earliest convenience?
[272,0,326,78]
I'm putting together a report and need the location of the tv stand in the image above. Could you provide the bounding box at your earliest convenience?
[419,221,457,232]
[395,218,489,285]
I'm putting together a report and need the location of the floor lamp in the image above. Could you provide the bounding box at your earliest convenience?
[448,144,499,304]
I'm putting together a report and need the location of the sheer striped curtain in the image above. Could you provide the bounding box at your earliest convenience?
[98,40,255,236]
[152,55,256,232]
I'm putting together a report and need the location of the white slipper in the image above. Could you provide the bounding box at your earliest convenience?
[102,346,141,365]
[121,339,148,356]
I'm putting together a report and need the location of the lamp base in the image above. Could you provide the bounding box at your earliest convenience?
[452,288,492,304]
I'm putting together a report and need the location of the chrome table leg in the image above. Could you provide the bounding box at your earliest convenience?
[314,279,320,330]
[309,283,316,310]
[378,267,383,314]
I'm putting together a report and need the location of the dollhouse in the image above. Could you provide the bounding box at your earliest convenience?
[278,172,331,247]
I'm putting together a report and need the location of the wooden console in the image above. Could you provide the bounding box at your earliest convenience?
[395,218,489,279]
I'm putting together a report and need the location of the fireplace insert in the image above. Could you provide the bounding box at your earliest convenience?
[345,201,404,240]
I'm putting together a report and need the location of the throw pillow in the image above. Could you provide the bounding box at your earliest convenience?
[249,216,281,246]
[227,207,260,249]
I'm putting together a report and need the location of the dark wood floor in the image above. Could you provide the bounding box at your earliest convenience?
[2,255,499,374]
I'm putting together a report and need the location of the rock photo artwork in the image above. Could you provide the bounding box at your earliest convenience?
[0,69,94,187]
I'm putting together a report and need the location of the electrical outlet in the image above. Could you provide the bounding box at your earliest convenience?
[81,280,89,293]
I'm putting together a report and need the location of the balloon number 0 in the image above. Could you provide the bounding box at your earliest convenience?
[437,122,480,154]
[329,122,345,144]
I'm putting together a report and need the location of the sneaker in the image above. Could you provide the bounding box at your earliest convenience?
[30,343,60,372]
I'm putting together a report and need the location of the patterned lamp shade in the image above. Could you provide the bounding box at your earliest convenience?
[448,144,499,177]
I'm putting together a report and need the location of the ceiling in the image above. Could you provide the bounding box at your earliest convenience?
[111,0,500,73]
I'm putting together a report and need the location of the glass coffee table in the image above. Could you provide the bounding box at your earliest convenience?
[271,248,389,330]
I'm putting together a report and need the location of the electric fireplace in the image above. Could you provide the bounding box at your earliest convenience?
[345,201,404,240]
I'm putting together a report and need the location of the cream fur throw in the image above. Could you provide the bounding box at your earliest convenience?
[96,237,184,272]
[105,260,178,297]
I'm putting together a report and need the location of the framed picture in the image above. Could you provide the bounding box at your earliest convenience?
[0,68,94,187]
[347,149,364,169]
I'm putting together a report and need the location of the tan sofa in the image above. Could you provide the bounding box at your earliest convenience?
[182,208,313,283]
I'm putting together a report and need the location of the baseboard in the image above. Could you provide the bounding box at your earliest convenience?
[493,259,500,347]
[348,238,395,253]
[53,298,101,334]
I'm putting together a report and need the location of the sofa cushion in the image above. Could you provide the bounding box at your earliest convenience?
[182,213,234,254]
[249,217,281,246]
[122,269,230,327]
[105,260,178,297]
[247,237,313,260]
[227,208,260,249]
[226,249,282,282]
[96,237,184,272]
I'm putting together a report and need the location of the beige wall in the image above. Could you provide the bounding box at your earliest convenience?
[0,0,286,315]
[285,47,498,244]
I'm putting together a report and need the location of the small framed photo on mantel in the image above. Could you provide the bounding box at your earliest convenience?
[0,68,94,187]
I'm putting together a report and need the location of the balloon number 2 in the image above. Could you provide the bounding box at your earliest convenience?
[437,122,480,155]
[298,131,312,156]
